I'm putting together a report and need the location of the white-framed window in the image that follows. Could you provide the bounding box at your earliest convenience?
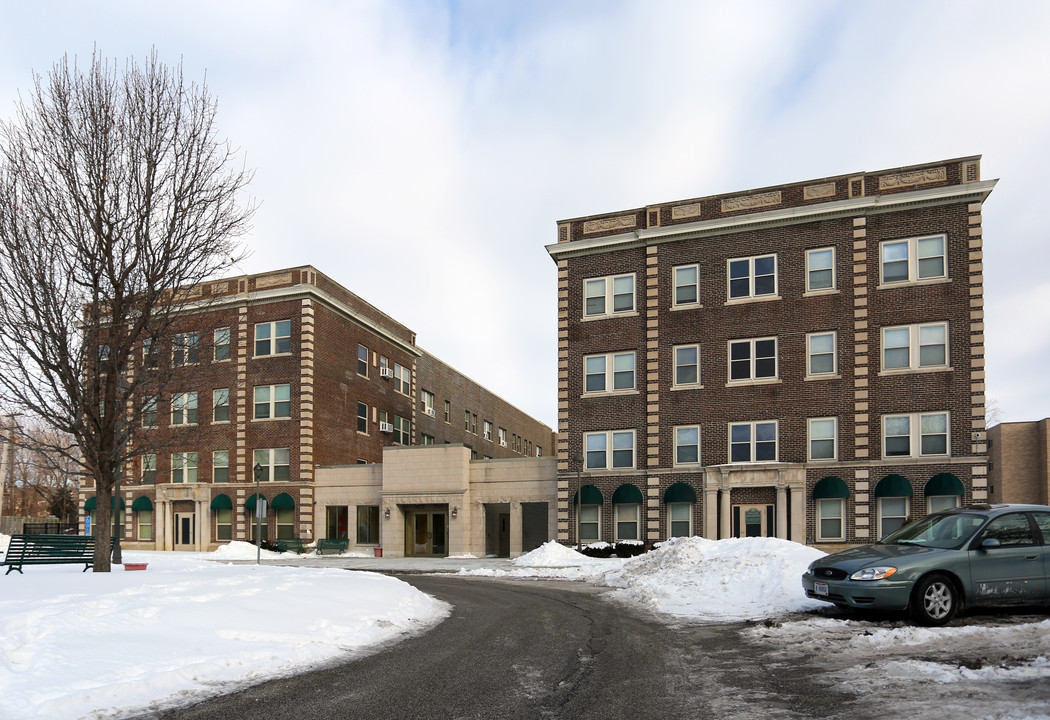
[805,247,836,292]
[579,505,599,541]
[674,425,701,466]
[878,497,910,538]
[214,327,231,362]
[615,503,640,541]
[253,448,290,482]
[276,507,295,539]
[394,363,411,395]
[137,508,153,540]
[421,434,436,446]
[213,388,230,423]
[254,384,291,420]
[584,352,635,393]
[817,499,845,541]
[673,345,700,387]
[171,392,198,426]
[171,452,198,483]
[668,503,692,538]
[728,337,778,382]
[213,450,229,483]
[215,508,232,541]
[483,420,493,441]
[173,333,200,366]
[142,396,158,428]
[584,430,635,470]
[808,417,838,461]
[928,495,960,513]
[584,274,635,318]
[882,411,949,458]
[255,320,291,356]
[444,400,451,424]
[394,416,411,445]
[422,390,435,417]
[498,427,508,447]
[729,420,778,463]
[357,402,368,433]
[727,254,777,300]
[141,454,157,484]
[881,322,949,371]
[357,344,368,377]
[673,264,700,307]
[806,332,837,377]
[880,234,947,285]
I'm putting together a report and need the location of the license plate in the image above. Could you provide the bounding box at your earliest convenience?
[814,581,829,597]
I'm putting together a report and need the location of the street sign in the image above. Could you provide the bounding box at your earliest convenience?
[256,498,268,519]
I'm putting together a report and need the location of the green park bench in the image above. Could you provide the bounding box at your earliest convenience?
[316,538,349,555]
[3,534,95,575]
[274,538,308,554]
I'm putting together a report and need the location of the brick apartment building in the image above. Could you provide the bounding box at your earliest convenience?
[80,266,554,555]
[988,419,1050,506]
[547,156,996,549]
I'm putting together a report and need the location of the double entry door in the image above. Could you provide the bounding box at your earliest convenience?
[406,507,448,557]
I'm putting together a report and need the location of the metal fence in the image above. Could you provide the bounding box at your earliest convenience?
[22,521,80,535]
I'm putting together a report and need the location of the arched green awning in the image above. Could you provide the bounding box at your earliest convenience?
[210,494,233,511]
[271,492,295,510]
[925,473,964,496]
[131,496,153,512]
[874,474,913,498]
[244,493,267,511]
[813,476,850,499]
[573,485,604,505]
[664,482,698,504]
[612,484,643,504]
[83,496,125,511]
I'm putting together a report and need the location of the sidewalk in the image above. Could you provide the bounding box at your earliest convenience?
[246,554,518,574]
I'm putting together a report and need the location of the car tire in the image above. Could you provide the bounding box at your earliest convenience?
[909,574,958,626]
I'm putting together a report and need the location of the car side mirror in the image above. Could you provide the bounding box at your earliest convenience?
[981,538,1001,549]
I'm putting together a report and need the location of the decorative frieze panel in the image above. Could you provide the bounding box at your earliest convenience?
[582,215,637,235]
[256,272,293,289]
[803,182,836,200]
[721,191,781,213]
[878,166,946,191]
[671,202,702,220]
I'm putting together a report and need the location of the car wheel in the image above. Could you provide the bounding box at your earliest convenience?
[909,574,958,626]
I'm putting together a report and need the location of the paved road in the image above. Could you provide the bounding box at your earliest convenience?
[145,575,846,720]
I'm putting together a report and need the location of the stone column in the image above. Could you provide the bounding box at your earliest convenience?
[510,501,523,557]
[776,484,788,540]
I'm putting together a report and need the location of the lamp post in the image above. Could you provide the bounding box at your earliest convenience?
[253,462,262,565]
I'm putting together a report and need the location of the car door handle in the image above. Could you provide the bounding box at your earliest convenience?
[1025,555,1038,560]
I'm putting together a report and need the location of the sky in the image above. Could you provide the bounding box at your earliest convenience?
[0,1,1048,427]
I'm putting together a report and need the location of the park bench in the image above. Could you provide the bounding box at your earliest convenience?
[274,538,308,554]
[316,538,349,555]
[2,534,95,575]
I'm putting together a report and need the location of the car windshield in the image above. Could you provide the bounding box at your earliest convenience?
[880,512,987,549]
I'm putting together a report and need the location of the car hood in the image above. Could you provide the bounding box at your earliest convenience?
[809,543,950,573]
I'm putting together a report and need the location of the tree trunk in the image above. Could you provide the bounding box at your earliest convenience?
[92,482,113,572]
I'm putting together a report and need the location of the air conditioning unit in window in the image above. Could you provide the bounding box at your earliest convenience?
[379,422,394,433]
[379,368,394,379]
[425,408,435,417]
[500,440,508,447]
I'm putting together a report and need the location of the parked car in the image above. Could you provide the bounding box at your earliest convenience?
[801,504,1050,625]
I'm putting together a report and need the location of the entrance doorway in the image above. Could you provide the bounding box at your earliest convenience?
[405,509,447,557]
[732,504,774,538]
[174,512,196,548]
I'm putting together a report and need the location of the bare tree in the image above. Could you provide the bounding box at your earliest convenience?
[0,51,253,571]
[3,423,80,522]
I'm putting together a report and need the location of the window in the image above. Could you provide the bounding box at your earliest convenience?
[498,427,507,447]
[394,416,411,444]
[727,254,777,300]
[213,389,230,423]
[584,352,635,393]
[171,392,198,426]
[216,509,232,541]
[674,426,700,465]
[393,364,411,395]
[673,264,699,306]
[171,452,198,483]
[729,421,778,462]
[421,434,435,445]
[142,396,158,427]
[928,495,960,513]
[357,402,368,433]
[878,497,909,538]
[817,499,844,541]
[584,274,635,318]
[276,508,294,539]
[615,503,639,541]
[807,332,837,377]
[422,390,435,417]
[881,322,949,371]
[326,506,349,539]
[978,513,1036,547]
[357,344,368,377]
[141,455,156,484]
[584,430,635,470]
[173,333,199,366]
[728,338,777,382]
[471,414,478,435]
[808,418,837,460]
[483,421,492,441]
[253,448,290,482]
[255,320,291,356]
[806,248,836,292]
[668,504,692,538]
[880,234,946,285]
[254,384,291,419]
[137,509,153,541]
[378,409,389,428]
[673,345,700,387]
[444,400,451,424]
[213,451,229,483]
[579,505,599,541]
[214,328,231,362]
[357,505,380,544]
[142,338,158,369]
[464,410,471,431]
[883,412,949,458]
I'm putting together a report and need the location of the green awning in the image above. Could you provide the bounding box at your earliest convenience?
[612,484,643,504]
[83,496,125,511]
[925,473,964,496]
[210,494,233,510]
[244,493,267,511]
[813,476,850,499]
[664,482,697,504]
[573,485,604,505]
[271,492,295,510]
[131,496,153,512]
[874,474,913,498]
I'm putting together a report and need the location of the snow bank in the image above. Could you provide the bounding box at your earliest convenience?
[512,540,617,567]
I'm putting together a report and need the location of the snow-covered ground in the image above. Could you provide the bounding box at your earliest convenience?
[1,535,1048,719]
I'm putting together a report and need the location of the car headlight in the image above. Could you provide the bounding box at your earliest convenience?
[850,566,897,581]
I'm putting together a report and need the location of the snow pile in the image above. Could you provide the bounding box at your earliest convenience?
[512,540,615,567]
[211,539,286,560]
